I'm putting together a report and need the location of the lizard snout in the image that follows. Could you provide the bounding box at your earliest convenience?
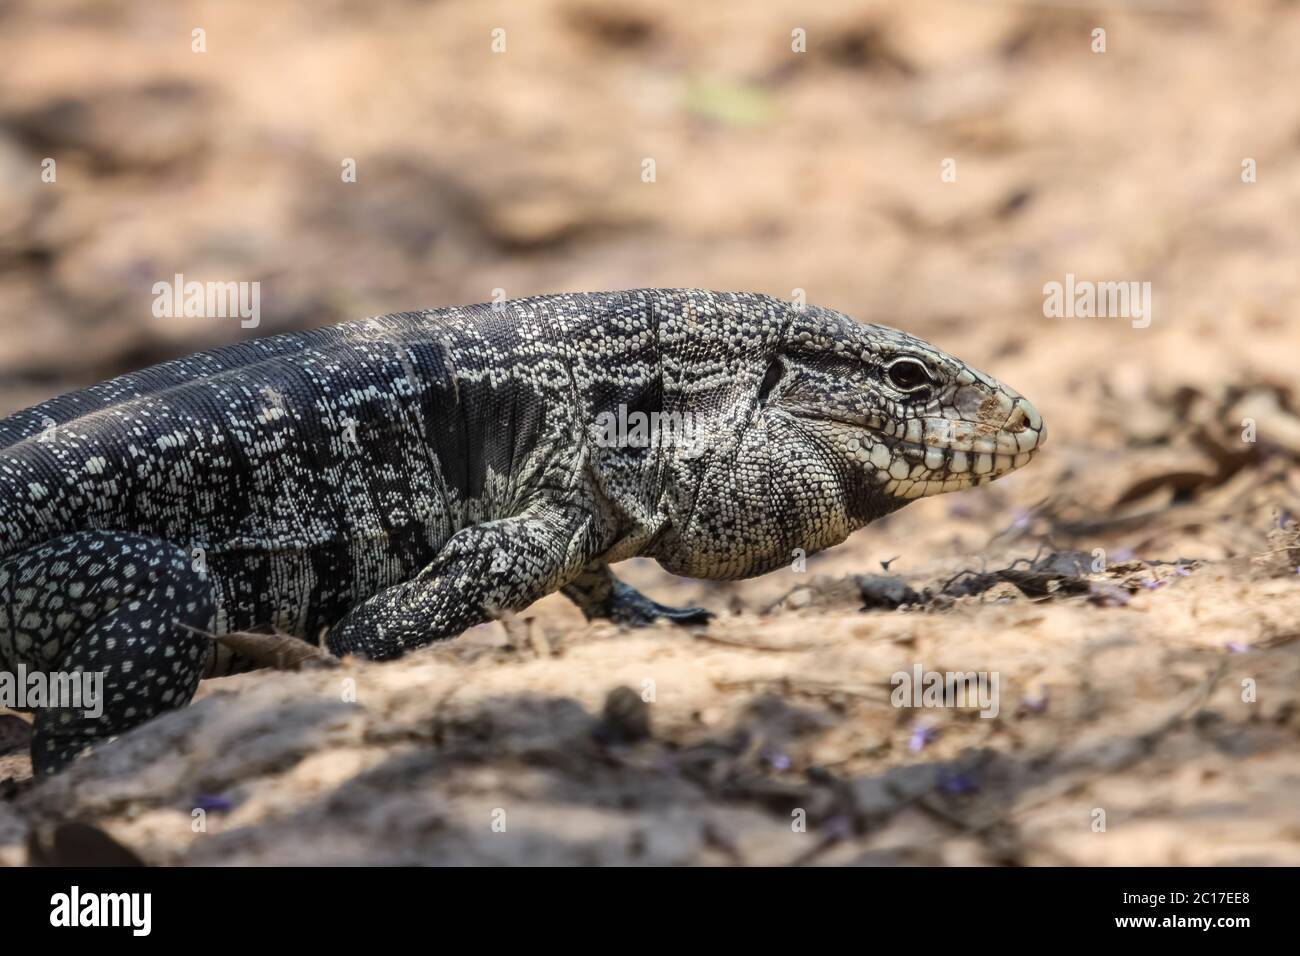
[1002,396,1046,454]
[876,386,1045,499]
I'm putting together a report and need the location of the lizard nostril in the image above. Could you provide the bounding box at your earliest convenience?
[1005,404,1028,433]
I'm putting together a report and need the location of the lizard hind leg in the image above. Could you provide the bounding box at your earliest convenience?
[562,562,713,627]
[0,531,216,775]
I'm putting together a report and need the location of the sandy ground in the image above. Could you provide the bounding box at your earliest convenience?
[1,0,1299,865]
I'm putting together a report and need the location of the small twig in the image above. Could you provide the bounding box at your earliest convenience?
[180,624,338,671]
[693,631,823,653]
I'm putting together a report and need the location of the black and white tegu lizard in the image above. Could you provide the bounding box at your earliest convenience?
[0,290,1044,772]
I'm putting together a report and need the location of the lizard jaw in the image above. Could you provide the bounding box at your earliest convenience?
[797,394,1046,500]
[867,434,1040,499]
[867,394,1045,499]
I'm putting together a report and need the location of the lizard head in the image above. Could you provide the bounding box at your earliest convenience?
[761,312,1046,504]
[650,297,1045,580]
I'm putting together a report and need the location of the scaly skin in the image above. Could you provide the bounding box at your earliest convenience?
[0,289,1044,772]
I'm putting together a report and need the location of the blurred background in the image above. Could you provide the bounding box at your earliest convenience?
[2,0,1300,865]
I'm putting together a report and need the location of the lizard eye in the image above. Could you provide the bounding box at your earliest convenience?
[885,358,933,394]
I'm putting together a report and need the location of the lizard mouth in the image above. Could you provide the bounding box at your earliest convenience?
[792,397,1046,500]
[857,430,1041,498]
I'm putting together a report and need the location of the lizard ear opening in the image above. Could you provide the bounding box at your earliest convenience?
[758,357,783,403]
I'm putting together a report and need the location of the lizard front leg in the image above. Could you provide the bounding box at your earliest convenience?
[326,501,598,660]
[562,562,713,626]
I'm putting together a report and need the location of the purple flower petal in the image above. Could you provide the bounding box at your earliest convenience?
[823,814,854,839]
[1019,690,1049,714]
[908,723,939,753]
[939,770,978,795]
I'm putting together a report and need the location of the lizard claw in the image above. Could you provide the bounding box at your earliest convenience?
[607,581,713,627]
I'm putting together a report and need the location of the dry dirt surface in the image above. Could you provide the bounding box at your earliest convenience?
[2,0,1300,865]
